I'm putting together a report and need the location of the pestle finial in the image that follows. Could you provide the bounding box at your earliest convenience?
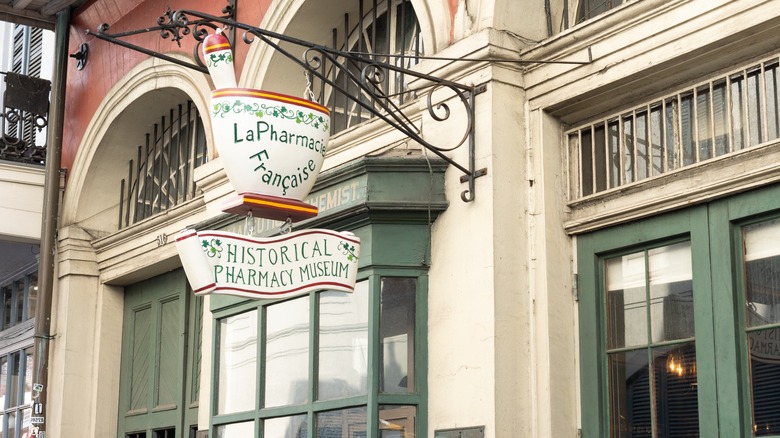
[203,30,237,89]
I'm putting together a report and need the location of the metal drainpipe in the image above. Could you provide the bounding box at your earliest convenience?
[33,7,71,437]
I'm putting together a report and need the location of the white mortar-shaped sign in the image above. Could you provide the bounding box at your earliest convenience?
[176,228,360,299]
[203,32,330,221]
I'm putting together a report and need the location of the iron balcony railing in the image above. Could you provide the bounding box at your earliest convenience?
[0,72,50,166]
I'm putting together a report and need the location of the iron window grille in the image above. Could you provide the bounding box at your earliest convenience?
[324,0,422,134]
[568,55,780,199]
[118,101,208,230]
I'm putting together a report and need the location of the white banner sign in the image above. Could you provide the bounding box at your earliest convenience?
[176,228,360,299]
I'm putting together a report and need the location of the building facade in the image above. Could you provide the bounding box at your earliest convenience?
[25,0,780,436]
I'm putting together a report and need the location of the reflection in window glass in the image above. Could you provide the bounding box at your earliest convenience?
[22,348,31,406]
[379,405,416,437]
[318,282,369,401]
[217,310,257,415]
[606,252,648,349]
[26,274,37,321]
[316,407,366,438]
[265,297,309,408]
[577,0,625,22]
[380,278,416,394]
[3,289,11,330]
[649,242,695,343]
[216,421,254,437]
[264,414,308,438]
[0,356,7,410]
[8,353,19,408]
[12,281,23,327]
[19,407,30,438]
[6,411,14,438]
[745,218,780,327]
[744,218,780,435]
[605,243,698,437]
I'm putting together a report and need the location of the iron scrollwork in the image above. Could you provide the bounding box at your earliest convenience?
[87,2,488,202]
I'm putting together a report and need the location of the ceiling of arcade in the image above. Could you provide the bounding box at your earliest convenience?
[0,0,85,29]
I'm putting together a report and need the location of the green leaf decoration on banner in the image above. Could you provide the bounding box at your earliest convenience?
[339,241,358,262]
[202,238,223,259]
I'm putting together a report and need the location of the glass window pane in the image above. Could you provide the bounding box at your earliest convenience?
[316,407,367,438]
[594,124,607,192]
[623,117,634,184]
[650,107,663,176]
[3,288,12,330]
[745,218,780,435]
[26,274,37,321]
[379,405,416,437]
[606,252,648,349]
[265,297,309,408]
[0,356,7,410]
[744,218,780,327]
[216,421,255,437]
[609,343,699,438]
[6,411,15,438]
[608,349,651,437]
[766,63,780,141]
[581,128,593,196]
[568,134,582,197]
[732,75,746,150]
[19,408,30,438]
[217,310,257,415]
[608,120,621,188]
[680,94,695,166]
[712,80,729,156]
[264,414,308,438]
[748,327,780,435]
[747,70,763,146]
[13,280,23,326]
[653,343,699,436]
[23,348,32,405]
[697,87,713,161]
[649,242,694,343]
[380,278,416,394]
[665,99,679,171]
[318,283,369,401]
[8,352,19,408]
[635,111,648,181]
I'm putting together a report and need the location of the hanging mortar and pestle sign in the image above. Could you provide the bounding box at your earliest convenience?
[176,31,360,300]
[204,31,330,222]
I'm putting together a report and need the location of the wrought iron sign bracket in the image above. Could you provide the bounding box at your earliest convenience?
[87,4,496,201]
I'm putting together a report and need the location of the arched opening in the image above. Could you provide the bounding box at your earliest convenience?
[242,0,447,136]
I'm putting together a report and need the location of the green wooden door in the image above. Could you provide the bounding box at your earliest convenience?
[118,268,200,437]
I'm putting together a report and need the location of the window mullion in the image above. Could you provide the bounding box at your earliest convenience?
[368,274,382,438]
[643,249,659,438]
[308,291,319,437]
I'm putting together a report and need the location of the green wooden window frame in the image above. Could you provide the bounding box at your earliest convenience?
[210,266,428,437]
[578,183,780,437]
